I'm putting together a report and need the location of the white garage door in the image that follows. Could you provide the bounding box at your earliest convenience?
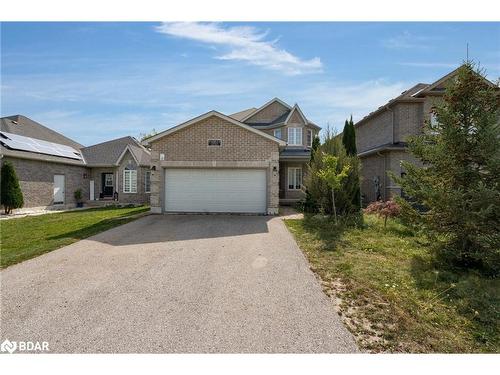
[164,169,267,213]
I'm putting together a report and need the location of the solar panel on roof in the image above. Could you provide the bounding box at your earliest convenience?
[0,131,83,160]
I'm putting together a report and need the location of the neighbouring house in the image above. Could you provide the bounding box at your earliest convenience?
[81,137,151,204]
[354,66,497,204]
[0,115,150,212]
[144,98,321,214]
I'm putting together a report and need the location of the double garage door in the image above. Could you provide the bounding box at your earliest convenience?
[164,168,267,214]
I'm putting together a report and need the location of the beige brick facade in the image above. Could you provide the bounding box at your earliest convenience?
[245,101,289,124]
[2,157,90,209]
[89,150,150,205]
[357,96,439,203]
[356,110,393,153]
[149,115,280,214]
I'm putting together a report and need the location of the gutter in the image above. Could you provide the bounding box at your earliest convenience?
[357,144,407,158]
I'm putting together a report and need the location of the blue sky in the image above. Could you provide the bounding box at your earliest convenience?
[1,22,499,146]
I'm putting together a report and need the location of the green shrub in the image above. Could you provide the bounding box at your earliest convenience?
[307,127,361,218]
[1,161,24,214]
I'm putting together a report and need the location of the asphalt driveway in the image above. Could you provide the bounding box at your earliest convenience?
[0,215,358,353]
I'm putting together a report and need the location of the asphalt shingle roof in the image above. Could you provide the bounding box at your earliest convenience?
[1,115,83,150]
[81,136,151,167]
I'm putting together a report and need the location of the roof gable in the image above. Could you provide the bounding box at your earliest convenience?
[145,111,286,145]
[416,65,497,97]
[81,136,151,166]
[241,97,292,123]
[285,104,308,125]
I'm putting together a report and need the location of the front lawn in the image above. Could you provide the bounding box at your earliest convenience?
[0,205,149,268]
[285,214,499,353]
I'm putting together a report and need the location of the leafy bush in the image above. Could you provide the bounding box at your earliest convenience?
[307,127,361,218]
[74,189,83,203]
[0,161,24,214]
[364,199,401,227]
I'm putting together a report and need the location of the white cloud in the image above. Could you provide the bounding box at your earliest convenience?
[155,22,322,75]
[382,31,438,50]
[398,62,459,68]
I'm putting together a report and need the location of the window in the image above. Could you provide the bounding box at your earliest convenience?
[144,171,151,193]
[307,129,313,147]
[274,128,282,139]
[208,139,222,147]
[288,127,302,145]
[123,168,137,193]
[288,167,302,190]
[105,174,113,187]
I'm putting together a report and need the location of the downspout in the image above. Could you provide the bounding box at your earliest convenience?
[385,105,395,201]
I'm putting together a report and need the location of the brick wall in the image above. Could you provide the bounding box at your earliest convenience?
[2,157,90,208]
[245,101,289,124]
[393,102,424,142]
[359,153,387,203]
[356,110,393,152]
[149,115,280,214]
[117,150,150,204]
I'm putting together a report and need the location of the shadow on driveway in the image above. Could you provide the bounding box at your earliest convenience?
[77,214,272,246]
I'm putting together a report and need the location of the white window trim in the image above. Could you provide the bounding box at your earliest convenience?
[123,169,137,194]
[307,129,313,147]
[144,171,151,193]
[273,128,282,139]
[287,167,302,190]
[287,127,302,146]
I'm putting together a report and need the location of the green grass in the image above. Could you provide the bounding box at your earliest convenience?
[0,205,149,268]
[285,214,499,353]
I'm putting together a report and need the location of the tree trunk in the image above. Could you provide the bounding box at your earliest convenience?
[332,189,337,225]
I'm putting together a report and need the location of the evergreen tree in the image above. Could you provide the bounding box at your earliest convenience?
[348,115,357,155]
[310,135,321,162]
[341,116,357,156]
[1,161,24,214]
[395,63,500,273]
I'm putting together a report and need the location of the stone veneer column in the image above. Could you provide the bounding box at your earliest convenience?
[149,150,162,214]
[268,151,280,215]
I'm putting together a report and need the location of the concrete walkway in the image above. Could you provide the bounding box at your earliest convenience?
[0,215,357,353]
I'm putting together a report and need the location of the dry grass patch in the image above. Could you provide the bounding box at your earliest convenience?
[285,214,499,353]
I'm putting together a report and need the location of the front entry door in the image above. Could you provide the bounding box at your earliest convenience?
[101,173,114,197]
[53,174,65,204]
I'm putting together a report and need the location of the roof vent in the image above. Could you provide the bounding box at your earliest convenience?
[11,120,18,125]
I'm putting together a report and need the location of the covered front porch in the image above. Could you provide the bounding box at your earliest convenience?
[279,148,310,206]
[89,167,119,201]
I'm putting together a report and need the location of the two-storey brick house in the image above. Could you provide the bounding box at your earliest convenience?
[354,66,497,203]
[145,98,320,214]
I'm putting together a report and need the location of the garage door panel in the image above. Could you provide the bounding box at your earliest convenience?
[165,169,267,213]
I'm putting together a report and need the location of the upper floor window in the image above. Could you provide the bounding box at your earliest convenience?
[306,129,313,147]
[274,128,282,140]
[123,167,137,194]
[144,171,151,193]
[288,127,302,145]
